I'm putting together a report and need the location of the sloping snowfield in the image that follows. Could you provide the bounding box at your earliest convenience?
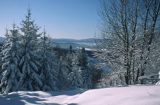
[0,85,160,105]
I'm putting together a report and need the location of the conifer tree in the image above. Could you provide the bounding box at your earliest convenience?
[39,29,57,91]
[17,9,42,91]
[0,25,21,94]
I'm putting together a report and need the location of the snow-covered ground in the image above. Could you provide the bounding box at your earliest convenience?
[0,85,160,105]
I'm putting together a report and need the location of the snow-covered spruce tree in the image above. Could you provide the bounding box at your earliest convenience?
[0,25,21,94]
[17,9,42,91]
[39,29,57,91]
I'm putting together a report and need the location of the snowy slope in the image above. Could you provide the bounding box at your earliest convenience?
[0,85,160,105]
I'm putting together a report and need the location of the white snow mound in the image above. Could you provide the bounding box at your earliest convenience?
[0,85,160,105]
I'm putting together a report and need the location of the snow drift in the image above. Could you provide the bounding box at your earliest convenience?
[0,85,160,105]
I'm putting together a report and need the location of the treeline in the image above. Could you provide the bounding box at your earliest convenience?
[0,9,99,94]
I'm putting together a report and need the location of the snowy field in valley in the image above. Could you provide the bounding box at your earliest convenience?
[0,85,160,105]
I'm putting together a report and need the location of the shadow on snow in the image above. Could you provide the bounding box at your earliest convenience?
[0,89,85,105]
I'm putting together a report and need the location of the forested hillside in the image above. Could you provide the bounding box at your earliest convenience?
[0,9,101,94]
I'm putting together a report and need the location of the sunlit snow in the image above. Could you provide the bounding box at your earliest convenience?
[0,85,160,105]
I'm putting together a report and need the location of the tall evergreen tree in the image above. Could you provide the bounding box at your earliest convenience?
[39,29,57,91]
[17,9,42,91]
[0,25,21,94]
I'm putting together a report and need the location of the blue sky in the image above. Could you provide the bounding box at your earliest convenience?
[0,0,100,39]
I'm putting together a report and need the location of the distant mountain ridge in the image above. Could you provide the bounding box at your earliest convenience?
[0,36,99,48]
[52,38,98,48]
[52,38,96,44]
